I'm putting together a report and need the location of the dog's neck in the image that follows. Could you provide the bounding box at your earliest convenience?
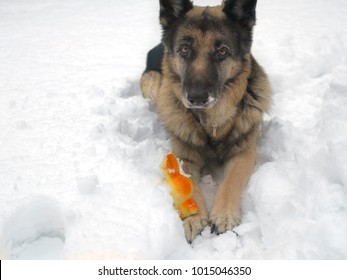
[189,108,218,138]
[189,108,204,124]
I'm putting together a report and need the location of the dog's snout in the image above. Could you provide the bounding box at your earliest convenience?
[187,91,209,106]
[185,78,212,107]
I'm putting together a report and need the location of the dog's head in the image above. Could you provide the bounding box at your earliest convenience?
[160,0,257,109]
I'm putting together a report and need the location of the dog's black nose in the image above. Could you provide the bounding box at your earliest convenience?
[187,91,209,106]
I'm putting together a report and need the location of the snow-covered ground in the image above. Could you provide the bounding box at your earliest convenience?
[0,0,347,259]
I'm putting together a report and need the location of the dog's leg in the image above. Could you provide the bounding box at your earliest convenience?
[171,139,208,242]
[181,160,208,242]
[209,146,256,234]
[140,71,162,102]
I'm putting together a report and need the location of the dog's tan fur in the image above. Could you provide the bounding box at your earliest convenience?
[141,1,271,242]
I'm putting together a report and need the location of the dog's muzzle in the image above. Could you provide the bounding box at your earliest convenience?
[183,92,216,109]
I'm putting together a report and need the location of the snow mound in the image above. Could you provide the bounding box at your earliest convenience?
[2,197,65,259]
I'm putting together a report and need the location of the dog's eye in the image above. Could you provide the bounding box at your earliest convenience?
[217,46,230,59]
[179,44,190,54]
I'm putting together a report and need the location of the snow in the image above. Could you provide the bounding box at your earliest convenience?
[0,0,347,259]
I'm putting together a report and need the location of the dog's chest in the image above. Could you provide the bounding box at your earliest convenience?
[206,138,229,161]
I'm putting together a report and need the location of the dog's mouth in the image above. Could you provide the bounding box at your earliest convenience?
[182,94,217,109]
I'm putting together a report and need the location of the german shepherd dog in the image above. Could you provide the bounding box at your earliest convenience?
[141,0,271,242]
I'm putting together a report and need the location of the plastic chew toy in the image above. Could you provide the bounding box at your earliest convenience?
[161,153,199,219]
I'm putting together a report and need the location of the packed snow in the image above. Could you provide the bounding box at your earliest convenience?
[0,0,347,260]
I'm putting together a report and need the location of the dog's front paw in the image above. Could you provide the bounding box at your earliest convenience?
[209,207,240,235]
[183,214,208,243]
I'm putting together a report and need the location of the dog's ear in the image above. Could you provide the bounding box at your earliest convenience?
[159,0,193,27]
[223,0,257,25]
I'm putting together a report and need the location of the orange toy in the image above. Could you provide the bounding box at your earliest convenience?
[161,153,198,219]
